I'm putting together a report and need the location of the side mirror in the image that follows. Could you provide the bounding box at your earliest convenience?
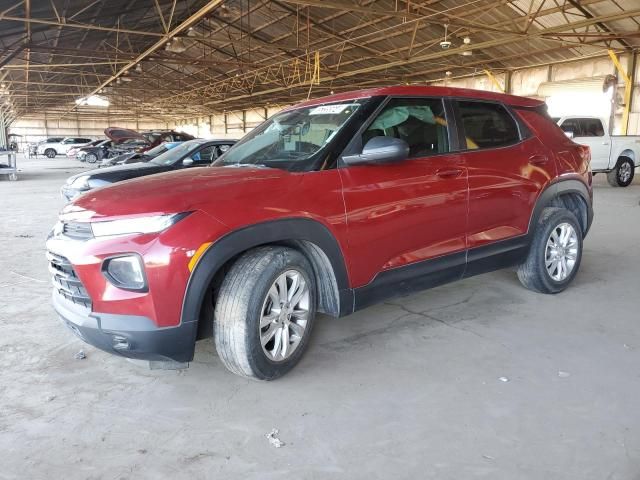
[182,157,194,166]
[563,130,575,139]
[343,136,409,166]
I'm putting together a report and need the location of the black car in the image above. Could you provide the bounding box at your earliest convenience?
[61,139,236,201]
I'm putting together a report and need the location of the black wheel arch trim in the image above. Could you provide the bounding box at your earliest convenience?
[180,217,351,328]
[528,178,593,237]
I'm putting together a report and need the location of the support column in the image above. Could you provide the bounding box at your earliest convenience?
[608,49,633,135]
[0,111,7,149]
[483,69,504,93]
[504,70,512,94]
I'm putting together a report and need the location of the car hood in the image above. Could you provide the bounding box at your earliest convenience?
[66,166,297,221]
[104,127,147,143]
[66,162,165,184]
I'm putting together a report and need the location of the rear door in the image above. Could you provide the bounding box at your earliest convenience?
[339,96,468,295]
[455,100,556,269]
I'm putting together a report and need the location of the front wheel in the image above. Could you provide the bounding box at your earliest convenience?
[214,246,316,380]
[607,156,635,187]
[44,148,56,158]
[517,207,583,294]
[85,152,98,164]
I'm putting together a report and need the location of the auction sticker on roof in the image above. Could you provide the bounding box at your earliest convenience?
[309,104,352,115]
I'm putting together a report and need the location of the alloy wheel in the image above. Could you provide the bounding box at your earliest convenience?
[259,269,310,362]
[619,161,632,184]
[545,222,579,281]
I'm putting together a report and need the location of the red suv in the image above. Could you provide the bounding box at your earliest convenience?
[47,86,593,380]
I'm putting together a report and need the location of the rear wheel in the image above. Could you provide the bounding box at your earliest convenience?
[44,148,56,158]
[214,246,316,380]
[607,156,635,187]
[85,152,98,164]
[517,207,583,294]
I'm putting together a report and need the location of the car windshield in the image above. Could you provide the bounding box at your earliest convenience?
[150,140,203,166]
[146,143,171,157]
[213,100,365,171]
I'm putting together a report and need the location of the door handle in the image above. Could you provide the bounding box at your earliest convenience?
[528,154,548,166]
[436,168,463,178]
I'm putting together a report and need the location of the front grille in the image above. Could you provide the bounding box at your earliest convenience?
[62,221,93,240]
[47,252,92,308]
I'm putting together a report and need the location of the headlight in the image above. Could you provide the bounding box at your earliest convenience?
[91,212,189,237]
[103,255,147,291]
[69,175,90,189]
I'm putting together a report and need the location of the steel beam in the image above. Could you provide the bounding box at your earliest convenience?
[0,14,165,37]
[184,7,640,107]
[79,0,227,106]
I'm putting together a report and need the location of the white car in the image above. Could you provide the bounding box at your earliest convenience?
[555,116,640,187]
[36,137,94,158]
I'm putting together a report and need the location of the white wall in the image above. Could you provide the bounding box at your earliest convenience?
[431,53,639,135]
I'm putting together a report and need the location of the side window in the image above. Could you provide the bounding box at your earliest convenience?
[361,97,449,158]
[560,118,582,137]
[457,101,520,150]
[192,145,215,164]
[579,118,604,137]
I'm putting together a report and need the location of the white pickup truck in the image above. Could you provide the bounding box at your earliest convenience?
[554,116,640,187]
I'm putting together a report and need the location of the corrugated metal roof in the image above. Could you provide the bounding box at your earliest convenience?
[0,0,638,117]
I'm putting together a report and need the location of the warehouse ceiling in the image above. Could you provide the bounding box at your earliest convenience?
[0,0,639,121]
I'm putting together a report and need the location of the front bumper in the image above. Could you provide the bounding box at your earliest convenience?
[53,292,197,362]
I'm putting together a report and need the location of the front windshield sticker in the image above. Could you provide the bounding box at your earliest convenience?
[309,104,353,115]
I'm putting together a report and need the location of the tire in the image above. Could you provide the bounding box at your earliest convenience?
[517,207,583,294]
[44,148,56,158]
[85,153,98,164]
[214,246,317,380]
[607,156,635,187]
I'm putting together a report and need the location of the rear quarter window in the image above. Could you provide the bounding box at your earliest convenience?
[457,101,520,150]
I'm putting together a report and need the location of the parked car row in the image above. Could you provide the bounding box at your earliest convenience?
[37,137,94,158]
[61,139,235,201]
[48,86,595,381]
[30,128,196,160]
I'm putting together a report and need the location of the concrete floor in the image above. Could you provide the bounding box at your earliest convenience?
[1,155,639,479]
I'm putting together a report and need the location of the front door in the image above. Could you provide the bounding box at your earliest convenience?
[338,96,468,305]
